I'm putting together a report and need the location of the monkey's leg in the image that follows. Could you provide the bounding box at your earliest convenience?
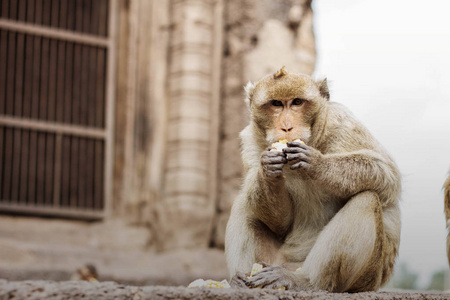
[225,196,284,287]
[225,199,256,278]
[300,190,397,292]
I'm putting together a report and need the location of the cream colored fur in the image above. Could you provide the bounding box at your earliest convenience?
[225,70,401,292]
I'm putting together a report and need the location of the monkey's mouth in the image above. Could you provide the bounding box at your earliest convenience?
[266,129,306,146]
[270,138,305,152]
[270,137,302,144]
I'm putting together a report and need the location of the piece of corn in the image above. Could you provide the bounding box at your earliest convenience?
[249,263,264,277]
[188,279,231,288]
[270,139,304,152]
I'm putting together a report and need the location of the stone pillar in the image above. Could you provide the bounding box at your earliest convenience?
[161,0,223,249]
[113,0,170,238]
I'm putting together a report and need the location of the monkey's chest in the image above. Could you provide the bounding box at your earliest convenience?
[284,176,339,225]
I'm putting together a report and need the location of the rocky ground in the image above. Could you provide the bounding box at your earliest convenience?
[1,280,449,300]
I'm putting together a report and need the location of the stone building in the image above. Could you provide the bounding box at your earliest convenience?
[0,0,315,284]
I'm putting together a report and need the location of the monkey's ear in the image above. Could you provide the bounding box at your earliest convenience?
[317,78,330,100]
[244,81,255,109]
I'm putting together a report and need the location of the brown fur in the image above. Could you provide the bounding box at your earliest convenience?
[444,173,450,265]
[273,66,288,79]
[225,68,401,292]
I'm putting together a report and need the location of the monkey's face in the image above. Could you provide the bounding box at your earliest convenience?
[245,68,329,145]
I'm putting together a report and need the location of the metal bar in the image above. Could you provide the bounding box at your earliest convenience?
[0,115,107,139]
[0,202,104,220]
[0,19,109,47]
[0,29,7,114]
[27,129,38,205]
[60,136,70,207]
[5,31,16,116]
[103,0,117,218]
[52,133,62,207]
[2,124,14,201]
[44,132,55,206]
[0,127,4,197]
[35,131,45,205]
[85,139,94,209]
[18,129,29,204]
[94,140,103,210]
[26,0,35,23]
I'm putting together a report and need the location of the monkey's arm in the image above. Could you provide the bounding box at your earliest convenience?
[243,151,294,237]
[285,142,400,204]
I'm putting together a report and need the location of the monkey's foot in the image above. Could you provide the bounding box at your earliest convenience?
[230,272,251,289]
[245,265,312,291]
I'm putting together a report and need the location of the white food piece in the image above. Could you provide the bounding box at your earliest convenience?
[249,263,264,277]
[270,139,304,152]
[188,279,231,288]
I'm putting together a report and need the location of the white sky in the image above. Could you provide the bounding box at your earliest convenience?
[313,0,450,286]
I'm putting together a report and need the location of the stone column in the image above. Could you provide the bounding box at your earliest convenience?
[113,0,170,239]
[161,0,223,249]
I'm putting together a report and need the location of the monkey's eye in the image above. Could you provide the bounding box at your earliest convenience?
[270,100,283,107]
[292,98,305,106]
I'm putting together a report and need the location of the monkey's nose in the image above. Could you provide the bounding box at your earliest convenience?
[281,127,294,132]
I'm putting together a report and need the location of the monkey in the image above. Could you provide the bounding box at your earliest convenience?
[444,172,450,265]
[70,264,98,282]
[224,67,402,292]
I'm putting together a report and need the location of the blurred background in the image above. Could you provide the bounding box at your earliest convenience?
[314,0,450,289]
[0,0,448,290]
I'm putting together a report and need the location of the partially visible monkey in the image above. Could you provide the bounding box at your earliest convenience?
[225,67,401,292]
[71,264,98,282]
[444,172,450,265]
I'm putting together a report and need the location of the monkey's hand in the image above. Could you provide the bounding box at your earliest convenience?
[230,271,251,289]
[260,147,287,179]
[246,265,311,291]
[284,141,323,177]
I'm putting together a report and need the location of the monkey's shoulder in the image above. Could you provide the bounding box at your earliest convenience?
[326,102,368,134]
[321,102,382,153]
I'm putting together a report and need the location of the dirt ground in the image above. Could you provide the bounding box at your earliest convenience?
[1,280,449,300]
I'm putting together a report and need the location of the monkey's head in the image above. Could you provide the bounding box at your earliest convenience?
[244,67,330,145]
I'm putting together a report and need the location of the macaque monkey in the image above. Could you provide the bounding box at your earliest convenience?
[225,67,401,292]
[444,173,450,265]
[70,264,98,282]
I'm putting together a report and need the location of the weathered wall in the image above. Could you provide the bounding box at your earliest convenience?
[213,0,316,248]
[0,0,318,283]
[113,0,317,250]
[114,0,224,251]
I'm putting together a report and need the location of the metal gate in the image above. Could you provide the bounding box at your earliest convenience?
[0,0,116,220]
